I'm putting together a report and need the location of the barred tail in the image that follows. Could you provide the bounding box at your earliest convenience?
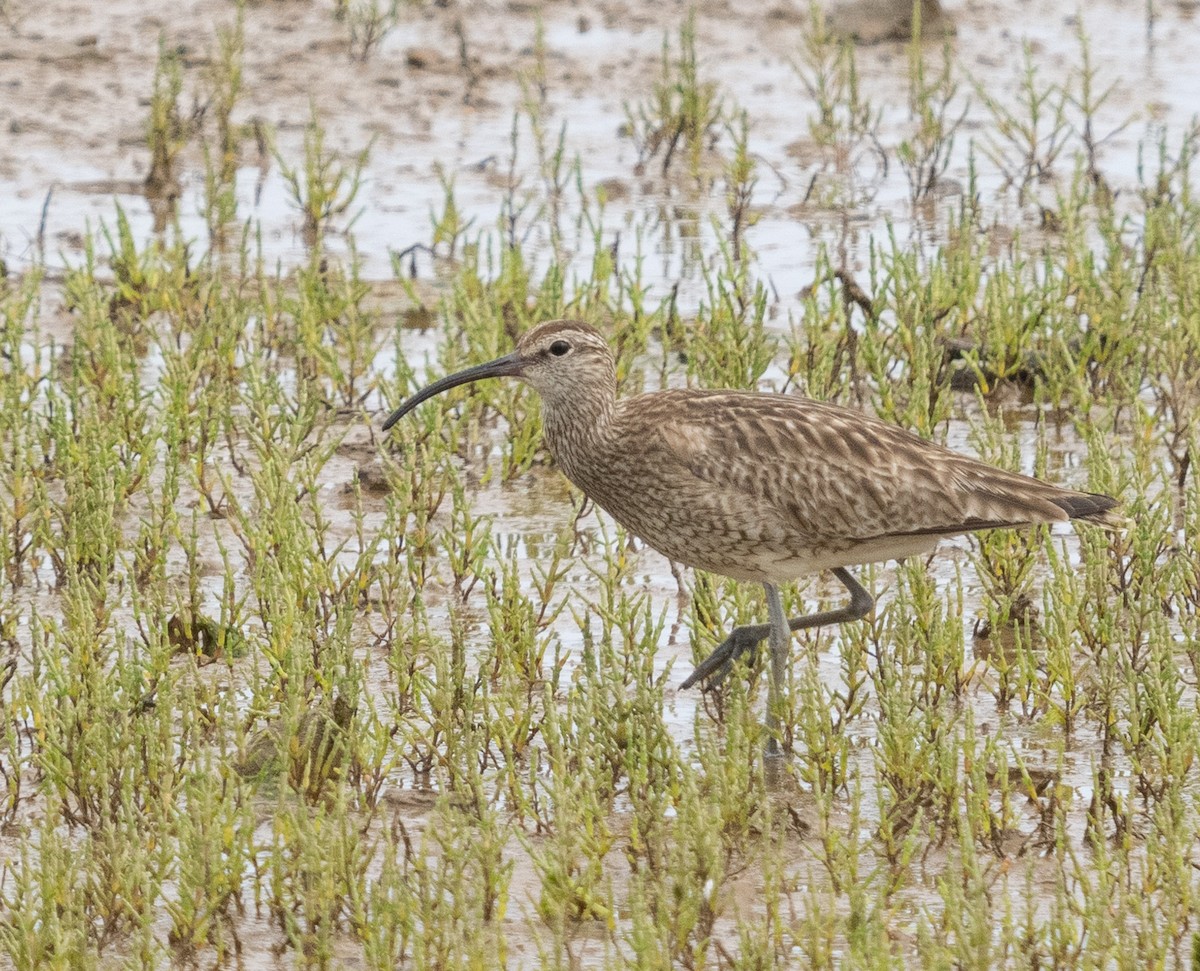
[1051,491,1124,529]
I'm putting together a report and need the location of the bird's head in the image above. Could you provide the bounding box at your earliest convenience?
[382,319,616,430]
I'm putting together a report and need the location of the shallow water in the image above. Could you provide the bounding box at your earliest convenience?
[5,0,1198,294]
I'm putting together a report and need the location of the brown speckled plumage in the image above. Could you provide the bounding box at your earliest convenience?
[549,386,1116,584]
[499,321,1117,581]
[383,319,1120,734]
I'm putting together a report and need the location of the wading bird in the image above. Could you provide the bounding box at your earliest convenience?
[383,320,1119,753]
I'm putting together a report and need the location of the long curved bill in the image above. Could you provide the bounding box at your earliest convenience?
[381,352,524,431]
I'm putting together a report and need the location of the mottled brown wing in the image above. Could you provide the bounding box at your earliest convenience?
[651,389,1079,545]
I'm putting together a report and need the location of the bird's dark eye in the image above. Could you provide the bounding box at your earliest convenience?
[549,340,571,357]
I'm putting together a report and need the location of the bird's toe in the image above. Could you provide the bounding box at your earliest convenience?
[680,628,761,690]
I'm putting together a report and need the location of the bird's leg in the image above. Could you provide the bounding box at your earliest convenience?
[680,568,874,691]
[764,582,788,757]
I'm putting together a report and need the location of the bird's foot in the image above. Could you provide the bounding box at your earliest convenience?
[680,625,767,690]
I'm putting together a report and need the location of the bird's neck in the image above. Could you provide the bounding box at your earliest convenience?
[540,385,617,481]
